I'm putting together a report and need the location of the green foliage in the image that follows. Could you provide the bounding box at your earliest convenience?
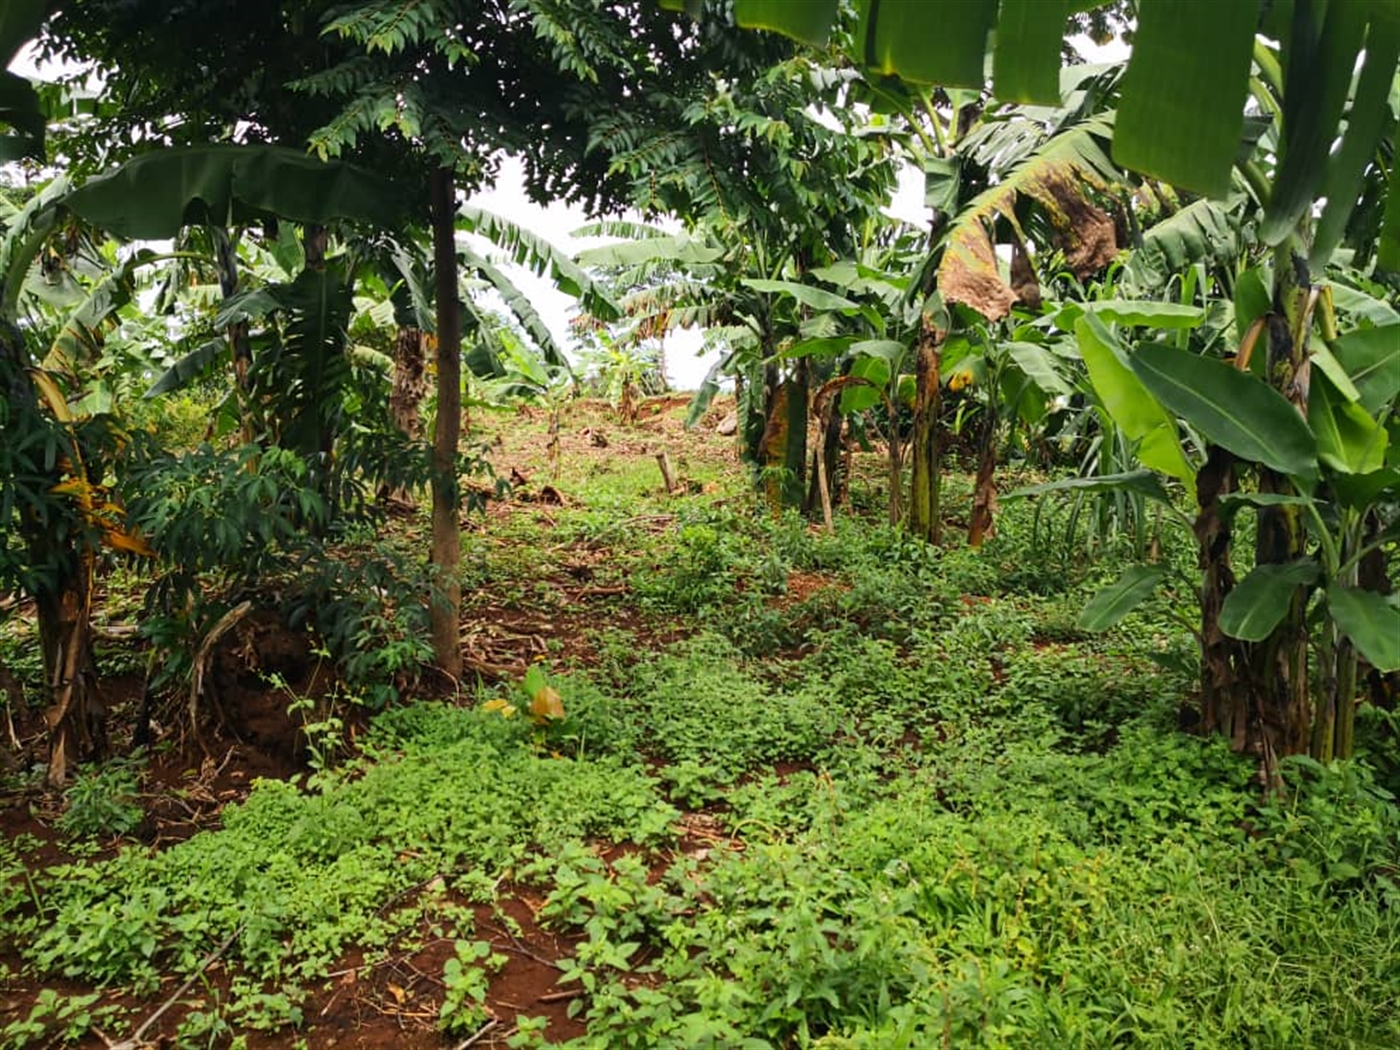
[57,756,145,840]
[14,703,678,998]
[438,940,506,1035]
[0,989,114,1049]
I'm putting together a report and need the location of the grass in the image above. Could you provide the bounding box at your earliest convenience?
[2,399,1398,1047]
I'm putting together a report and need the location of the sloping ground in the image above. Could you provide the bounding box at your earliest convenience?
[2,397,1399,1048]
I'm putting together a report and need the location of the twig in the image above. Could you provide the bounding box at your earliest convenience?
[454,1018,499,1050]
[105,924,243,1049]
[491,939,564,970]
[537,988,582,1003]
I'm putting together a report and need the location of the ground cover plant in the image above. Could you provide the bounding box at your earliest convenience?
[2,399,1398,1048]
[1,1,1398,1047]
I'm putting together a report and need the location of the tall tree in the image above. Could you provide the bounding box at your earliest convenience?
[42,0,787,675]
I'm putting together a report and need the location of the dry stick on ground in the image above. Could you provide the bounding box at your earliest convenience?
[187,600,254,746]
[101,924,244,1050]
[454,1019,499,1050]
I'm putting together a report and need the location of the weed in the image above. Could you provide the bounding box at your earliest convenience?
[58,755,146,840]
[438,940,506,1035]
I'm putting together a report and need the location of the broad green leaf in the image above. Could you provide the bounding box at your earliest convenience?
[992,0,1066,104]
[1310,8,1400,267]
[850,339,907,365]
[841,356,889,413]
[145,338,227,398]
[460,206,620,321]
[1115,0,1256,197]
[741,279,860,313]
[733,0,838,46]
[1262,2,1369,246]
[1330,324,1400,413]
[1219,491,1313,514]
[65,145,412,239]
[857,0,996,87]
[1381,150,1400,270]
[1006,470,1174,505]
[1006,341,1073,396]
[1330,468,1400,510]
[465,251,572,372]
[923,155,961,214]
[684,359,725,429]
[1079,564,1167,632]
[777,335,858,360]
[1077,300,1205,329]
[1129,342,1317,479]
[1233,267,1272,344]
[1220,560,1320,642]
[1327,585,1400,672]
[1124,199,1242,291]
[1309,372,1389,475]
[1075,315,1194,484]
[573,236,722,269]
[1330,283,1400,326]
[1308,337,1362,404]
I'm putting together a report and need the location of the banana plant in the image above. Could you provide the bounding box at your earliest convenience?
[0,144,415,782]
[1057,306,1400,764]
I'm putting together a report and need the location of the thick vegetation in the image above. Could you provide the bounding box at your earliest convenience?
[3,409,1399,1046]
[0,0,1397,1046]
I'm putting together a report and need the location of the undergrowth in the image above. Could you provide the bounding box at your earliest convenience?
[4,423,1398,1048]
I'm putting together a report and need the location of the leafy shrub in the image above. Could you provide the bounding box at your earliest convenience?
[58,757,145,840]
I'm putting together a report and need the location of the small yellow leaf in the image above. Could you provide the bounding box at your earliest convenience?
[103,528,156,557]
[49,477,90,498]
[387,982,407,1004]
[483,697,518,719]
[530,685,565,724]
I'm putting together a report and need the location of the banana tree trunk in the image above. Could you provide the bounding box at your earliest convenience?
[34,554,102,787]
[211,227,254,440]
[384,325,428,503]
[782,359,809,511]
[1358,511,1398,716]
[1,325,102,785]
[389,326,428,442]
[1247,237,1315,782]
[429,168,463,679]
[908,319,943,544]
[1195,445,1243,743]
[757,363,808,513]
[967,410,998,548]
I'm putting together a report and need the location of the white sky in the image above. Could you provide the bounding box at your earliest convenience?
[468,157,928,391]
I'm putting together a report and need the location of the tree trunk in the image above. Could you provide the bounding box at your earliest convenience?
[1247,239,1314,782]
[429,168,463,680]
[383,325,428,503]
[35,557,102,787]
[1,323,102,785]
[1195,445,1242,743]
[908,318,943,544]
[967,411,998,548]
[1358,511,1398,714]
[211,227,254,439]
[782,359,809,511]
[806,390,843,525]
[389,326,428,442]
